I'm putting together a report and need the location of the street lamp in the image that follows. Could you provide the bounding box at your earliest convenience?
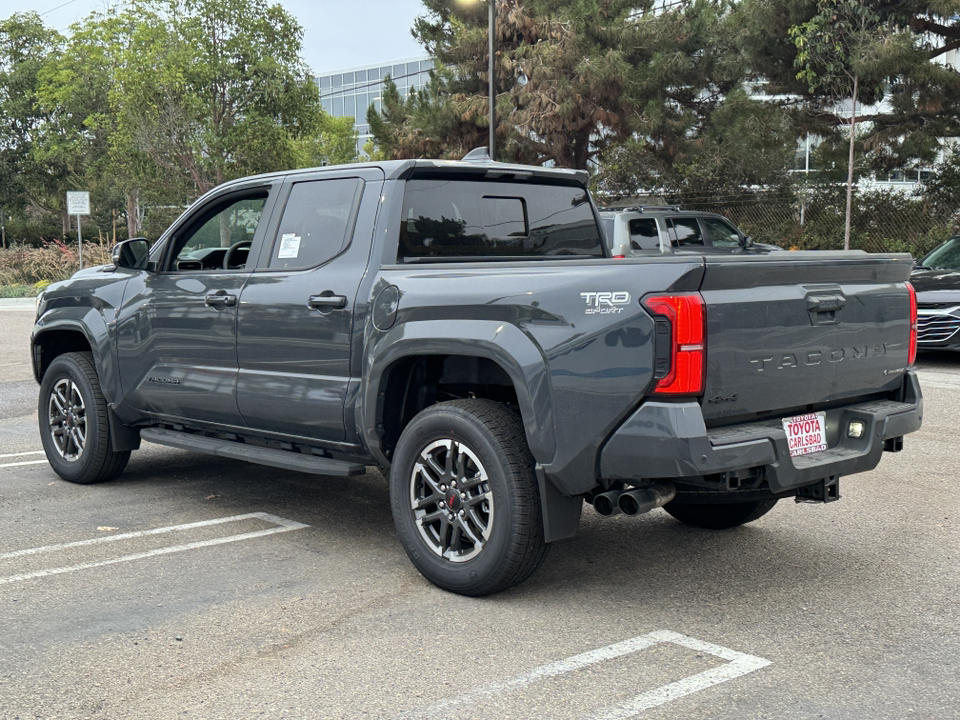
[457,0,496,161]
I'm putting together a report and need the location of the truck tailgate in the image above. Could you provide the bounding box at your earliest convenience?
[699,252,914,424]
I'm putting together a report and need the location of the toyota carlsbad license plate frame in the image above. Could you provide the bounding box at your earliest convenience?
[782,412,827,457]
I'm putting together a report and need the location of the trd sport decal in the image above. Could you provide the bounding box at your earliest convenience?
[581,291,631,315]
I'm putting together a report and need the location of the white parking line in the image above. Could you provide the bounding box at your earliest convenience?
[0,460,48,469]
[0,451,45,458]
[0,512,309,585]
[406,630,770,719]
[591,631,771,720]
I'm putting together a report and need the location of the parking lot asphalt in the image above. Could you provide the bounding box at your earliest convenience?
[1,306,958,720]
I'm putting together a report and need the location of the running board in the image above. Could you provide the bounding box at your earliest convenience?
[140,428,366,477]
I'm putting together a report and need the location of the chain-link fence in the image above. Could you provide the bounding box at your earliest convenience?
[672,188,959,257]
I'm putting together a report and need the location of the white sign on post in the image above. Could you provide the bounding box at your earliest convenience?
[66,191,90,216]
[66,191,90,269]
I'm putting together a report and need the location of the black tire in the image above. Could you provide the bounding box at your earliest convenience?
[38,352,131,484]
[662,498,779,529]
[389,399,548,596]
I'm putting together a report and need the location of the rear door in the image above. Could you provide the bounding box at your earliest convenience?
[698,253,915,424]
[235,167,384,443]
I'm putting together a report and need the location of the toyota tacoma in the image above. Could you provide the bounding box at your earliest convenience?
[32,157,922,595]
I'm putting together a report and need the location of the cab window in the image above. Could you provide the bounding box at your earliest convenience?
[168,193,268,271]
[667,218,704,247]
[398,179,604,260]
[702,217,742,247]
[269,178,363,270]
[628,218,660,250]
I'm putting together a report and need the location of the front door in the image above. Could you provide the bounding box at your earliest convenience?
[116,186,276,426]
[236,170,383,443]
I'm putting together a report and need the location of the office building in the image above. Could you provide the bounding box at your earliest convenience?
[318,56,435,156]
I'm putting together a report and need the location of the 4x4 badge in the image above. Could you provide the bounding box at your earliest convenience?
[707,393,738,404]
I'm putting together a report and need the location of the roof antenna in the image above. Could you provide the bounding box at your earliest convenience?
[462,146,492,163]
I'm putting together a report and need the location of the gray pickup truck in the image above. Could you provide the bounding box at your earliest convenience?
[32,158,922,596]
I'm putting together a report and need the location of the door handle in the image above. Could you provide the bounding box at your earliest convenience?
[806,292,845,325]
[205,293,237,307]
[807,294,846,313]
[308,294,347,310]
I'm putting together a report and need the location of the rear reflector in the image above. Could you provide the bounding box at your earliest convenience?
[642,293,706,395]
[906,282,917,366]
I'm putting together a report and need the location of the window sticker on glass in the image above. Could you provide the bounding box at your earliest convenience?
[278,233,301,258]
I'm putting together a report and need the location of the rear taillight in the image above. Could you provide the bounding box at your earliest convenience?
[642,293,706,395]
[907,282,917,366]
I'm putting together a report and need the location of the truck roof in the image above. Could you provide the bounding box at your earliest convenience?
[214,158,589,191]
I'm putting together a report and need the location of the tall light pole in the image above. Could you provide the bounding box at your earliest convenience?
[487,0,496,162]
[457,0,496,161]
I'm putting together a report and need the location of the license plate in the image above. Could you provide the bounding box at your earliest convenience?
[782,412,827,457]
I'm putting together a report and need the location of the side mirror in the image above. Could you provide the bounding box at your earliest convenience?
[743,235,755,247]
[113,238,151,270]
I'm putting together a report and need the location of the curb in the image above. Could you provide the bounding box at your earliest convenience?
[0,298,37,309]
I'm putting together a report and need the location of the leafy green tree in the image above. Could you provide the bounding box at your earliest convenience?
[789,0,903,249]
[34,8,172,240]
[2,0,355,244]
[736,0,960,168]
[119,0,324,196]
[372,0,644,168]
[292,112,359,168]
[370,0,798,203]
[595,86,799,202]
[0,14,65,230]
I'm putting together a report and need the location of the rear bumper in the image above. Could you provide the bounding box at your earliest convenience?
[600,371,923,494]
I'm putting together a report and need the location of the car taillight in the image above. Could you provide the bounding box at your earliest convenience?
[642,293,706,395]
[907,282,917,366]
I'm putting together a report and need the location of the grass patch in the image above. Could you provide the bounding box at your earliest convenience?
[0,284,40,298]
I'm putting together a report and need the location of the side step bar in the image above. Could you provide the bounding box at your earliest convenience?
[140,428,367,477]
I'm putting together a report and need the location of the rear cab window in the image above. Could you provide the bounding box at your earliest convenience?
[398,177,604,261]
[627,218,660,251]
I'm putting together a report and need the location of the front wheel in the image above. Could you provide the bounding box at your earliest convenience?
[38,352,130,484]
[389,399,548,596]
[662,498,779,529]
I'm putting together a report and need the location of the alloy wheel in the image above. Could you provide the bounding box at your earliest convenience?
[48,377,86,461]
[409,439,494,562]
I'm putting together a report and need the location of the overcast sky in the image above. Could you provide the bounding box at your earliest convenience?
[21,0,428,74]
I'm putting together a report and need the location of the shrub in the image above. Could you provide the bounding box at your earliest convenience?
[0,240,115,286]
[0,284,37,298]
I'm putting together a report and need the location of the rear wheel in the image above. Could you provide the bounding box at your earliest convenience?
[39,352,130,484]
[663,498,779,529]
[389,399,548,596]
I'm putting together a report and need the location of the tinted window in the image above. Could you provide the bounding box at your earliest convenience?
[628,218,660,250]
[702,217,741,247]
[399,180,603,260]
[668,218,704,247]
[269,178,362,270]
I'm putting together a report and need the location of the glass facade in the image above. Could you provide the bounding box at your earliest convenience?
[318,56,434,156]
